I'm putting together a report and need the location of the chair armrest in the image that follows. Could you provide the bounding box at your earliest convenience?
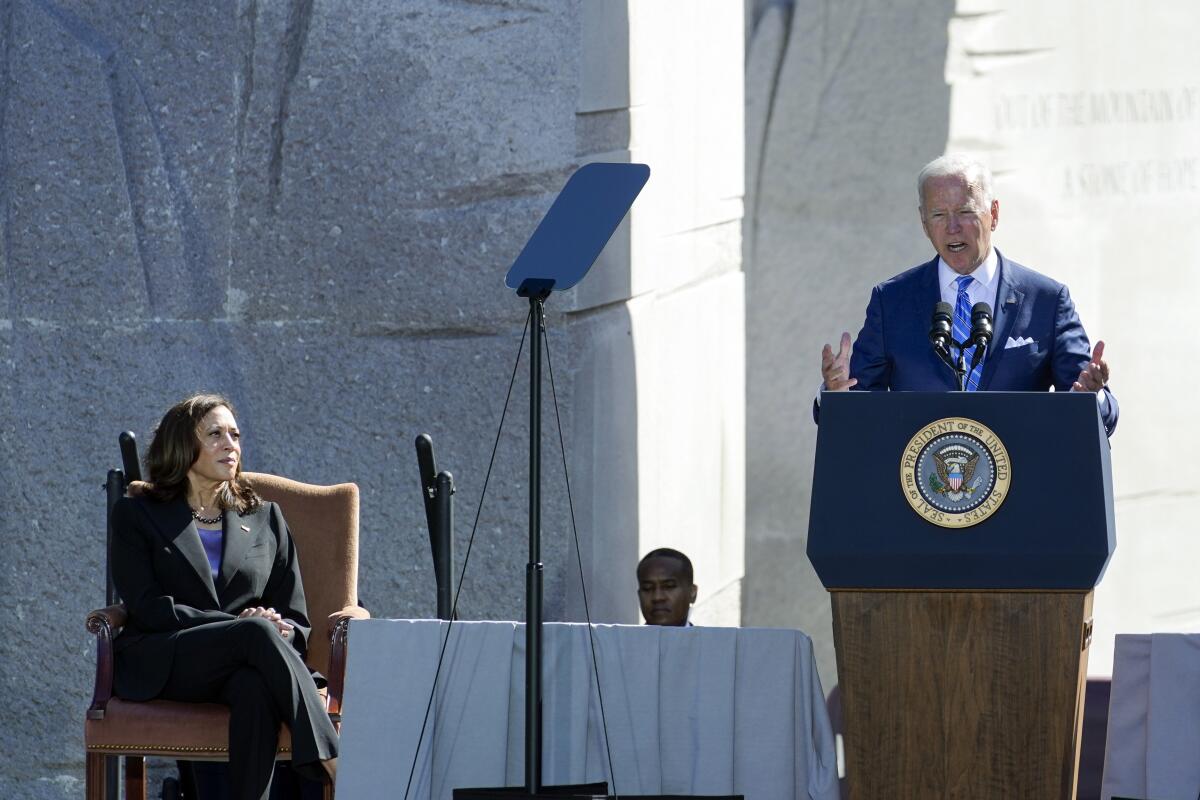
[325,605,369,720]
[86,604,127,720]
[329,605,370,624]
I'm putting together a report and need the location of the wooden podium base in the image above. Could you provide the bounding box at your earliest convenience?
[831,590,1093,800]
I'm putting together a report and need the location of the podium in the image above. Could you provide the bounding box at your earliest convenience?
[808,391,1115,799]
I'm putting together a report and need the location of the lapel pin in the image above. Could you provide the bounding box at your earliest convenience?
[240,525,251,532]
[1006,294,1017,305]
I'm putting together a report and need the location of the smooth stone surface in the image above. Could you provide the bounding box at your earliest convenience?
[563,1,746,631]
[941,0,1200,674]
[744,0,1200,694]
[743,0,955,690]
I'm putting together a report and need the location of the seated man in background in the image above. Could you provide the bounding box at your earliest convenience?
[637,548,697,626]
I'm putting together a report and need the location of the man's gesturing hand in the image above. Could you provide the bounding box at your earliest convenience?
[821,332,857,391]
[1073,340,1110,393]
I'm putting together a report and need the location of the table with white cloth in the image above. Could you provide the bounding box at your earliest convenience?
[336,620,839,800]
[1101,633,1200,800]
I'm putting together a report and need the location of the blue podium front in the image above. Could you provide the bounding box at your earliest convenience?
[807,391,1115,590]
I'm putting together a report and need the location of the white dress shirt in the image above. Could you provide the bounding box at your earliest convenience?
[938,247,998,309]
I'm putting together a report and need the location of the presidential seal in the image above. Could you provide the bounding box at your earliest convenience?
[899,417,1011,529]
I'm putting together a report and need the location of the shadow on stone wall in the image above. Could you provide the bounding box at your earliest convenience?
[564,301,640,626]
[743,0,955,691]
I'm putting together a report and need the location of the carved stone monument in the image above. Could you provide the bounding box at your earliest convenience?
[745,0,1200,686]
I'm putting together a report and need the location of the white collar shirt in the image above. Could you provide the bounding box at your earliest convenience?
[937,247,999,310]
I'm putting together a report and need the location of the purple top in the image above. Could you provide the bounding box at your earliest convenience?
[197,526,223,579]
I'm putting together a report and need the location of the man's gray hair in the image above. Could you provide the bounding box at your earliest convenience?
[918,155,994,208]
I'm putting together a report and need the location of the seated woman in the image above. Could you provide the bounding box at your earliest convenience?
[110,393,337,800]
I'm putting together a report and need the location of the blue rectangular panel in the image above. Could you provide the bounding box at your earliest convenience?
[505,163,650,294]
[807,391,1115,589]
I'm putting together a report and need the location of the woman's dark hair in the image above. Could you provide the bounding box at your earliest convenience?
[143,393,261,514]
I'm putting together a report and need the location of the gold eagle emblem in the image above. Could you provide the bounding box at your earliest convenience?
[932,445,980,497]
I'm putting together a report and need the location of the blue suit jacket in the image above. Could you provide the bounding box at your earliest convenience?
[821,251,1118,434]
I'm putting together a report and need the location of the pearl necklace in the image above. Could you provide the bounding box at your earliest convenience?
[191,510,223,525]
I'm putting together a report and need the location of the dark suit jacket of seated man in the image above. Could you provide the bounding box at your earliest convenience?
[816,155,1118,436]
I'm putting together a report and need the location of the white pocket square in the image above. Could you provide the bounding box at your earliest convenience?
[1005,336,1035,349]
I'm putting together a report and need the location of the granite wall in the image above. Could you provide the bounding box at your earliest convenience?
[1,0,748,795]
[1,1,578,795]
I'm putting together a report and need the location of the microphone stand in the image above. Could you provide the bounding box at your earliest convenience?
[952,337,989,392]
[954,343,968,392]
[933,303,992,392]
[932,338,964,391]
[968,341,988,377]
[415,434,456,621]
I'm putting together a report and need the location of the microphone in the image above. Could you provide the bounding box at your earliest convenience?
[970,302,993,350]
[968,302,993,372]
[929,302,954,355]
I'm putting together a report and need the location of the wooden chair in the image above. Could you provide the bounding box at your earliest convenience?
[84,473,369,800]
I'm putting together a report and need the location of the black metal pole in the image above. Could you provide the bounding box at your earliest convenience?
[954,340,968,391]
[435,471,455,621]
[525,296,545,795]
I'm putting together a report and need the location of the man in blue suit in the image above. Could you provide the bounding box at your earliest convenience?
[819,155,1117,435]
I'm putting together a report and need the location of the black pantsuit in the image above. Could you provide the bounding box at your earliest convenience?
[110,495,337,800]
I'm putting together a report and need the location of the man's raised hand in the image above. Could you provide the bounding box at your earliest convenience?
[821,332,857,391]
[1073,339,1110,393]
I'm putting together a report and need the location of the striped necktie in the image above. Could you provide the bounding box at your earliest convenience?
[953,275,985,391]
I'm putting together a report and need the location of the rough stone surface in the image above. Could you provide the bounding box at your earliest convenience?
[0,1,583,795]
[0,0,749,793]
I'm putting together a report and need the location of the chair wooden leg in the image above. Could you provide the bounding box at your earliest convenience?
[85,752,106,800]
[323,781,334,800]
[124,755,146,800]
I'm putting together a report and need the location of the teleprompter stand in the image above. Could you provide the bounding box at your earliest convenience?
[455,164,738,800]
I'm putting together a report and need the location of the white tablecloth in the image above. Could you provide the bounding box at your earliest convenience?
[336,620,839,800]
[1102,633,1200,800]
